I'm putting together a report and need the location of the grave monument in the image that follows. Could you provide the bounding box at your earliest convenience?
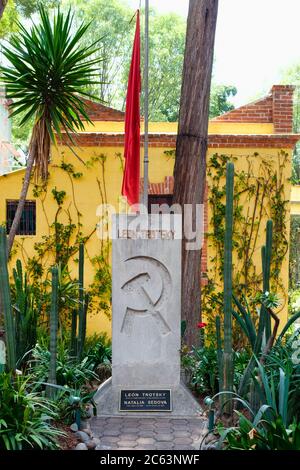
[95,213,201,416]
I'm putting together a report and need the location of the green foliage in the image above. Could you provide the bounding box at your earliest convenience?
[0,372,63,450]
[181,345,250,396]
[289,215,300,290]
[0,227,16,371]
[1,4,100,133]
[51,188,66,206]
[209,85,237,118]
[222,412,300,450]
[12,260,38,366]
[55,387,96,425]
[61,0,236,122]
[281,65,300,183]
[89,252,112,317]
[0,5,101,178]
[0,0,19,38]
[204,152,289,348]
[218,355,300,449]
[31,342,98,388]
[16,0,59,17]
[83,333,112,366]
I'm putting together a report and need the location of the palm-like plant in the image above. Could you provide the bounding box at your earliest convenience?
[0,6,101,254]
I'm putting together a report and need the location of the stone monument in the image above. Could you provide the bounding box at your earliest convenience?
[95,213,201,416]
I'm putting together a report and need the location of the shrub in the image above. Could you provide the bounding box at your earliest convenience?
[0,372,63,450]
[30,343,98,388]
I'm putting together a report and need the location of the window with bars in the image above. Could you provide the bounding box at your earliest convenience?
[148,194,173,213]
[6,200,36,235]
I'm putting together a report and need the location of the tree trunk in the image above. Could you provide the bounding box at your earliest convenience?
[0,1,8,20]
[7,116,50,255]
[7,150,35,255]
[173,0,219,349]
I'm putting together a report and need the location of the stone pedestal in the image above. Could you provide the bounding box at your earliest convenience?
[95,214,201,417]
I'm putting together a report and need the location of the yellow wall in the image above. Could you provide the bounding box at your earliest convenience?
[0,119,293,335]
[82,120,274,136]
[291,185,300,215]
[206,148,292,325]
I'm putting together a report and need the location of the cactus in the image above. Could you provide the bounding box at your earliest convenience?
[263,220,272,340]
[253,221,273,355]
[46,266,58,399]
[222,162,234,413]
[215,315,223,393]
[0,227,16,372]
[13,259,37,365]
[70,309,77,357]
[77,243,85,359]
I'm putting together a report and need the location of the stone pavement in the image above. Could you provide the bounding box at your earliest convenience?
[89,417,207,451]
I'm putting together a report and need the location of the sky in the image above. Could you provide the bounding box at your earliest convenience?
[128,0,300,107]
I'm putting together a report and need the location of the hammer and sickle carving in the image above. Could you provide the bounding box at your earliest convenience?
[120,256,171,336]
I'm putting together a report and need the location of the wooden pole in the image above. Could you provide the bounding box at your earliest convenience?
[143,0,149,210]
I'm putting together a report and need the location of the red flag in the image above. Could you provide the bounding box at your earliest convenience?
[121,10,141,206]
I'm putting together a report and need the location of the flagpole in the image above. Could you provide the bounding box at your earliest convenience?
[143,0,149,210]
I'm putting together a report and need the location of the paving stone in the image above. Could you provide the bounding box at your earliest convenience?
[101,436,120,444]
[155,422,172,429]
[137,437,155,445]
[121,433,138,440]
[117,440,138,448]
[173,431,191,438]
[139,424,156,431]
[155,443,175,450]
[174,437,193,445]
[90,416,208,451]
[103,429,121,437]
[121,419,141,426]
[138,430,156,438]
[121,427,139,434]
[175,445,195,450]
[156,433,174,442]
[107,418,124,424]
[139,418,156,424]
[189,418,206,426]
[135,445,155,450]
[117,447,136,451]
[172,425,189,431]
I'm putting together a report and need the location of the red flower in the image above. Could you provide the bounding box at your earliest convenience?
[197,322,207,329]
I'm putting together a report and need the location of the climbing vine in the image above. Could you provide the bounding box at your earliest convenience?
[13,154,112,327]
[203,151,290,344]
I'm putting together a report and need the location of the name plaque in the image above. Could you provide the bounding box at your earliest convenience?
[120,390,172,412]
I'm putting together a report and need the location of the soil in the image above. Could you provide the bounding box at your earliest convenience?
[54,422,79,450]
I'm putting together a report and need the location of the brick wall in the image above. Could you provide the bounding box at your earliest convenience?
[213,84,294,133]
[57,132,299,148]
[83,98,125,121]
[271,85,294,133]
[140,176,208,285]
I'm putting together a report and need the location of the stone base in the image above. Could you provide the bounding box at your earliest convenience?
[94,378,202,418]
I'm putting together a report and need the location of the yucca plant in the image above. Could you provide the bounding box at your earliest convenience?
[0,6,102,254]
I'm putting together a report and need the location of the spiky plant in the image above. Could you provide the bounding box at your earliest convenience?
[0,6,101,254]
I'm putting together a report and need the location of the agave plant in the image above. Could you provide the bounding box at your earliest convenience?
[0,6,102,254]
